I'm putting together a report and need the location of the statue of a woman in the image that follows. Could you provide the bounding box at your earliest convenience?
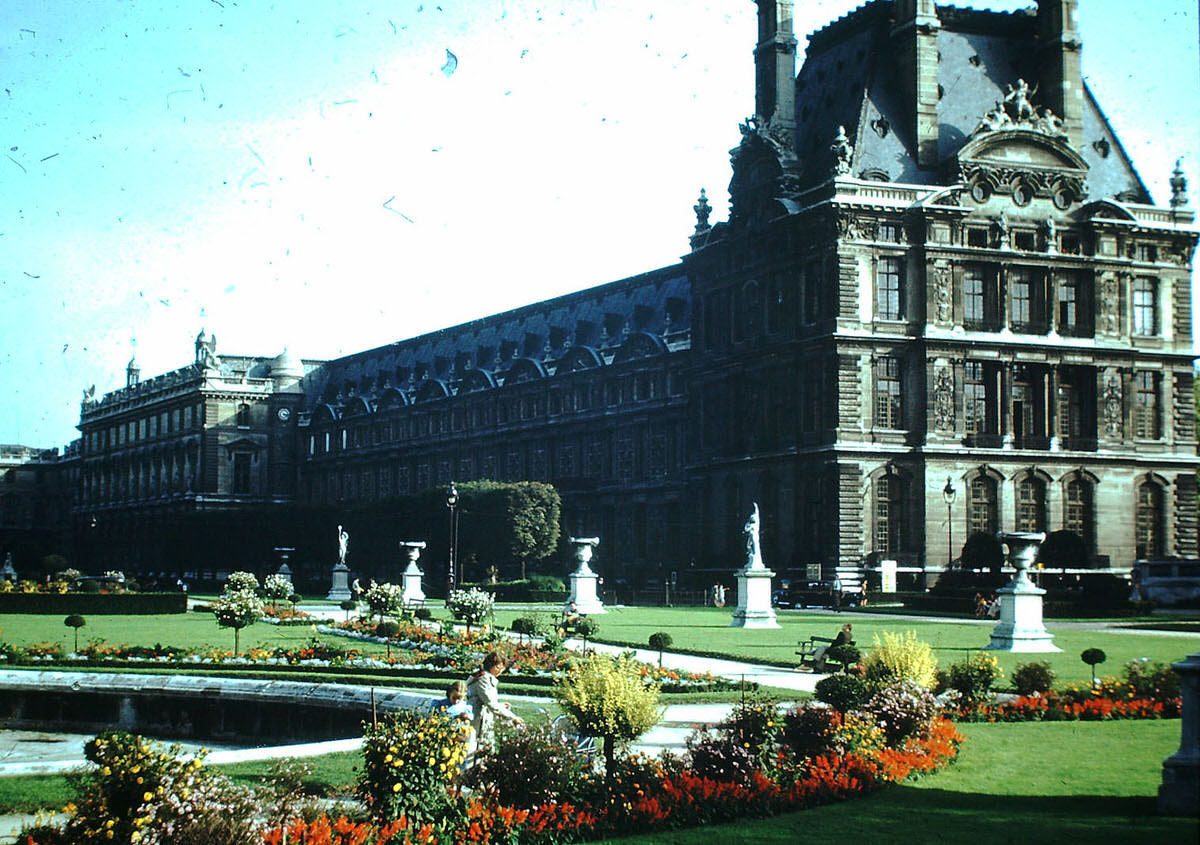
[337,525,350,564]
[743,503,763,569]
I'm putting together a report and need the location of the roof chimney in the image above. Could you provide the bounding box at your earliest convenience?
[891,0,940,169]
[753,1,797,132]
[1036,0,1083,149]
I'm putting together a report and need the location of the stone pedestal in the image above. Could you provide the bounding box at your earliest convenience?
[399,541,427,605]
[731,567,780,629]
[566,536,606,615]
[1159,651,1200,815]
[985,532,1060,652]
[326,561,351,601]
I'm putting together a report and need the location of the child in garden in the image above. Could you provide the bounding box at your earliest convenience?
[434,680,471,722]
[466,651,523,760]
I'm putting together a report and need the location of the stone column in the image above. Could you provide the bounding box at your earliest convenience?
[1159,650,1200,815]
[985,531,1060,652]
[400,541,427,605]
[566,537,606,615]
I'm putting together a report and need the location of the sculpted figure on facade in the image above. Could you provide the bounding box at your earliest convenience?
[933,361,955,432]
[1102,372,1124,437]
[1100,274,1121,335]
[830,126,854,176]
[934,260,953,325]
[337,524,350,564]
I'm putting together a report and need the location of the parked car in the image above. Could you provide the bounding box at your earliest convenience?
[779,580,858,609]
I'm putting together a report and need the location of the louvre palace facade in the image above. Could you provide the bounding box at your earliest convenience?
[68,0,1197,587]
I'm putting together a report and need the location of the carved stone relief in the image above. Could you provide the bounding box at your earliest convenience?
[1102,370,1123,437]
[933,260,953,325]
[933,360,955,433]
[1100,273,1120,335]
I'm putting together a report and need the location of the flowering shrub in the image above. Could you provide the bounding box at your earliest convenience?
[554,653,662,775]
[225,571,259,594]
[863,680,940,744]
[944,653,1001,703]
[358,710,468,824]
[685,729,759,785]
[830,711,887,758]
[59,731,260,845]
[447,588,495,630]
[212,589,264,654]
[862,631,937,692]
[1121,659,1181,702]
[718,700,781,771]
[464,719,590,807]
[779,704,838,760]
[957,691,1180,722]
[364,582,403,620]
[262,574,294,604]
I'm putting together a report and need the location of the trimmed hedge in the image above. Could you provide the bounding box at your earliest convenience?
[0,593,187,615]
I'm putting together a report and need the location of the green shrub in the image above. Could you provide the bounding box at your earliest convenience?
[553,653,662,777]
[1122,659,1181,702]
[685,729,758,785]
[824,643,861,673]
[1012,661,1056,696]
[79,580,101,594]
[779,704,837,760]
[1081,647,1107,685]
[357,710,468,823]
[511,616,539,640]
[862,630,937,691]
[464,719,589,807]
[946,653,1002,703]
[648,631,673,667]
[414,607,433,621]
[375,620,401,638]
[574,617,599,643]
[527,573,567,592]
[814,673,869,712]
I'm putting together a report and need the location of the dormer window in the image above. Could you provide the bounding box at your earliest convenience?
[236,403,251,428]
[1013,231,1036,251]
[967,227,989,248]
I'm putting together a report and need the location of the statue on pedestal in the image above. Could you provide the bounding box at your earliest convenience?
[337,525,350,565]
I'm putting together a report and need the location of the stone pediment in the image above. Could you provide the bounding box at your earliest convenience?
[955,130,1088,209]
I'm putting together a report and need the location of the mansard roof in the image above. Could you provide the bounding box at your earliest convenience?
[792,1,1150,201]
[302,264,690,415]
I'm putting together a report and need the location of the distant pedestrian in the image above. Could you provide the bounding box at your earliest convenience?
[832,576,843,612]
[351,578,363,600]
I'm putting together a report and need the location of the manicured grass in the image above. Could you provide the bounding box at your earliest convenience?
[488,605,1200,686]
[0,774,74,815]
[597,720,1197,845]
[220,750,361,796]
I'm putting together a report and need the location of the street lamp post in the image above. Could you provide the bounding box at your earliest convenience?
[446,482,458,599]
[942,478,957,569]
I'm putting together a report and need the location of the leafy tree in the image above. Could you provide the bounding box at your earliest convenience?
[213,590,264,655]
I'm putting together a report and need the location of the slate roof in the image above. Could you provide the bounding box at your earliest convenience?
[301,265,691,411]
[792,1,1151,201]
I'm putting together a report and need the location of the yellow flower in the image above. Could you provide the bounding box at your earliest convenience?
[392,782,402,792]
[143,791,153,802]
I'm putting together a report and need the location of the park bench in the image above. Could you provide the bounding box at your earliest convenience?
[796,635,836,671]
[557,612,590,638]
[399,597,427,620]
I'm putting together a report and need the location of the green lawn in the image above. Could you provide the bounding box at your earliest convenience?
[3,606,1197,688]
[598,720,1197,844]
[488,605,1200,686]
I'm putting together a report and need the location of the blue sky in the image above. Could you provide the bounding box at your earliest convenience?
[1,0,1197,448]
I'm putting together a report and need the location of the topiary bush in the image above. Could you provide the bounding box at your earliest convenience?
[212,589,264,655]
[224,571,259,594]
[862,630,937,692]
[1081,647,1107,685]
[814,673,869,712]
[648,631,673,667]
[63,614,86,653]
[447,587,495,631]
[1011,661,1056,696]
[511,616,538,642]
[824,643,861,673]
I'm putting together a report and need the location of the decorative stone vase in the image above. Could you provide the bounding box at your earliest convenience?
[400,541,427,605]
[566,536,606,615]
[985,531,1060,652]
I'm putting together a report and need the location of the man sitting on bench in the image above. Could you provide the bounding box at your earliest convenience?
[558,601,585,637]
[814,623,854,672]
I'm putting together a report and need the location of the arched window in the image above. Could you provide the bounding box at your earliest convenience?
[1015,477,1046,532]
[967,475,999,537]
[873,473,903,554]
[1135,481,1164,559]
[1064,477,1095,552]
[236,403,251,428]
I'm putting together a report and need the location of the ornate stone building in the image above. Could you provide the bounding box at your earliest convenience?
[686,0,1198,585]
[75,333,320,572]
[68,0,1196,587]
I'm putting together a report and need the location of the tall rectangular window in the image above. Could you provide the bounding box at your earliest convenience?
[232,453,250,494]
[964,266,985,326]
[874,357,902,428]
[964,362,988,435]
[1057,278,1077,333]
[1010,267,1033,328]
[876,257,904,320]
[1132,277,1158,336]
[1133,370,1160,438]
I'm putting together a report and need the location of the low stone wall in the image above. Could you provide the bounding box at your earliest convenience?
[0,670,435,744]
